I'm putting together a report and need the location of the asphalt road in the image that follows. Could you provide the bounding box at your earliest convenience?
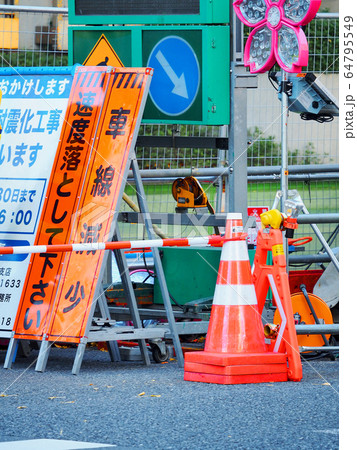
[0,346,339,450]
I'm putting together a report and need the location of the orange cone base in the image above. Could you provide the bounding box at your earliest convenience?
[185,361,288,376]
[184,351,288,384]
[184,371,288,385]
[184,351,287,366]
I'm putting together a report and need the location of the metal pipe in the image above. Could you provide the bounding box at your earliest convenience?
[281,70,289,216]
[289,254,336,264]
[228,64,249,222]
[266,323,339,338]
[295,324,339,335]
[118,212,338,227]
[0,5,68,14]
[301,204,339,271]
[316,13,339,19]
[300,346,339,352]
[127,164,339,180]
[248,173,339,182]
[108,306,207,321]
[128,167,229,179]
[216,125,228,213]
[297,213,339,224]
[126,263,154,271]
[249,164,338,175]
[126,176,219,185]
[127,173,338,185]
[118,212,228,227]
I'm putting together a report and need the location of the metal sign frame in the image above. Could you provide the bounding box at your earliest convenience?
[68,0,230,25]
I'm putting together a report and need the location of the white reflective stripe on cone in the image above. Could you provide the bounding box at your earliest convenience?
[212,284,258,306]
[220,241,249,262]
[268,273,287,352]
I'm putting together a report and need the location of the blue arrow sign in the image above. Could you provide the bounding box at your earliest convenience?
[147,36,200,116]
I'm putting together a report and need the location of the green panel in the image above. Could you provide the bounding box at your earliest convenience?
[69,27,132,66]
[142,29,203,123]
[68,0,230,26]
[153,247,258,305]
[204,26,230,125]
[141,26,230,125]
[69,25,230,125]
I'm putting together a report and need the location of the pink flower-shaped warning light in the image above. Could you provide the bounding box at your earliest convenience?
[233,0,321,73]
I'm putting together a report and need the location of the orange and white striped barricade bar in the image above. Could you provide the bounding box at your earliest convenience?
[0,235,225,256]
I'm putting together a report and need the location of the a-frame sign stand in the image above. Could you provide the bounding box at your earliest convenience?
[5,156,184,374]
[70,155,185,374]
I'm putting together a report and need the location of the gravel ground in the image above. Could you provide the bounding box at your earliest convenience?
[0,346,339,450]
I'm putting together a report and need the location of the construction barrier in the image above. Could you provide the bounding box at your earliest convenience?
[252,227,303,381]
[2,207,303,379]
[0,235,225,256]
[184,212,303,384]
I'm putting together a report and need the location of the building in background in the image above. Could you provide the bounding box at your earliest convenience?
[0,0,68,51]
[323,0,338,12]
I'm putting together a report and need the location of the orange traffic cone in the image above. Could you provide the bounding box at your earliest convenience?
[184,213,288,384]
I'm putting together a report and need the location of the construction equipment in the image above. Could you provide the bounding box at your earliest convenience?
[260,199,303,239]
[172,176,215,213]
[274,290,333,350]
[172,176,219,235]
[252,211,303,381]
[260,200,338,356]
[272,190,339,271]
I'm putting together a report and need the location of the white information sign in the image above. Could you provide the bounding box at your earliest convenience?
[0,68,73,337]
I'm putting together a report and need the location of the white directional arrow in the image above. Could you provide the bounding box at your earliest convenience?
[155,50,188,99]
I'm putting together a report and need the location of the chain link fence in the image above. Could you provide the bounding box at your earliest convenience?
[0,3,68,67]
[245,14,339,261]
[0,4,339,264]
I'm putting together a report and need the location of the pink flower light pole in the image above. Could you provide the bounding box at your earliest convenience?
[233,0,321,252]
[233,0,321,73]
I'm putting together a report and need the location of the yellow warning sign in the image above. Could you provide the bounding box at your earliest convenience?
[83,34,124,68]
